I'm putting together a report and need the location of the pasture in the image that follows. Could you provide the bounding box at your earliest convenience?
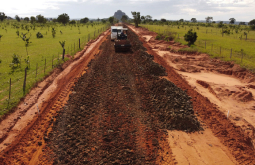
[141,24,255,71]
[0,21,109,115]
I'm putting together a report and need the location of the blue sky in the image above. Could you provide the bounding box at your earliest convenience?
[1,0,254,22]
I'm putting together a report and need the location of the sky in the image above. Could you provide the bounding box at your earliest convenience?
[1,0,254,22]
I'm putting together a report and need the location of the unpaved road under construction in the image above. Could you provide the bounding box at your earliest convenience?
[0,24,255,164]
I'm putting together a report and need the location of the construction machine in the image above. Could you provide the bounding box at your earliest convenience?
[111,26,131,52]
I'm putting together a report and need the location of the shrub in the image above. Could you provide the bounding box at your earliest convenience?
[184,29,198,46]
[36,32,43,38]
[0,59,2,63]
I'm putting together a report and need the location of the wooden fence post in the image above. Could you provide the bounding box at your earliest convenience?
[62,48,65,60]
[23,68,27,95]
[79,38,80,49]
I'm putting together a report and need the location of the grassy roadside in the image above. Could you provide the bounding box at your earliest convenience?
[140,24,255,71]
[0,22,110,116]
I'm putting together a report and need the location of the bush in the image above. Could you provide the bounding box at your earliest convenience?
[0,59,1,63]
[36,32,43,38]
[184,29,198,46]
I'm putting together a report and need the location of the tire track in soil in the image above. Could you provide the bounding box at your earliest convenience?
[133,26,255,164]
[45,26,201,164]
[0,31,110,165]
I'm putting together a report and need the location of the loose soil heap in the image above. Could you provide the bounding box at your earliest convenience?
[46,26,201,164]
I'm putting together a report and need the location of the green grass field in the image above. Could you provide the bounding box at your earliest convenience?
[140,24,255,71]
[0,21,110,115]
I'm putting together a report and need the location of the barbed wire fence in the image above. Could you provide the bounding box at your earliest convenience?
[0,25,109,114]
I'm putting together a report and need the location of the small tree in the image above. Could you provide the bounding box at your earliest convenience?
[52,27,56,38]
[16,30,19,37]
[59,41,65,60]
[184,29,198,46]
[20,33,31,56]
[179,19,184,22]
[131,11,141,27]
[36,14,47,23]
[36,32,43,38]
[10,53,21,68]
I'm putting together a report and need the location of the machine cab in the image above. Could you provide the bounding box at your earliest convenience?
[111,26,123,40]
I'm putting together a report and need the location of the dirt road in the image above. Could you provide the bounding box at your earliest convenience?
[0,24,254,164]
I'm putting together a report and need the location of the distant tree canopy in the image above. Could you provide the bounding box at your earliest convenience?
[239,22,246,25]
[161,18,167,22]
[80,17,89,23]
[229,18,236,24]
[121,15,128,22]
[69,20,76,25]
[131,11,141,27]
[101,19,106,23]
[109,16,114,24]
[249,19,255,30]
[205,16,213,23]
[145,15,152,22]
[24,17,29,22]
[179,19,184,22]
[218,21,224,28]
[191,18,197,23]
[57,13,70,24]
[36,14,47,23]
[248,19,255,26]
[15,15,21,22]
[30,16,36,23]
[0,12,7,21]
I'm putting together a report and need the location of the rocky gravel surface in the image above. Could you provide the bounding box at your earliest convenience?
[46,26,201,164]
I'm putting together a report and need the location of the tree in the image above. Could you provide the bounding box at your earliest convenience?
[121,15,128,22]
[24,17,29,22]
[161,18,167,22]
[57,13,70,25]
[141,16,145,23]
[248,19,255,26]
[30,16,36,23]
[184,29,198,46]
[36,14,46,23]
[109,16,114,24]
[69,20,76,25]
[131,11,141,27]
[15,15,21,22]
[229,18,236,24]
[239,22,246,25]
[80,17,89,23]
[0,12,7,21]
[179,19,184,22]
[191,18,197,23]
[249,19,255,30]
[101,19,106,23]
[145,15,152,22]
[218,21,224,28]
[205,16,213,23]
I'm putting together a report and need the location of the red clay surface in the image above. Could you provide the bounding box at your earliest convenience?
[0,24,254,164]
[128,24,255,164]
